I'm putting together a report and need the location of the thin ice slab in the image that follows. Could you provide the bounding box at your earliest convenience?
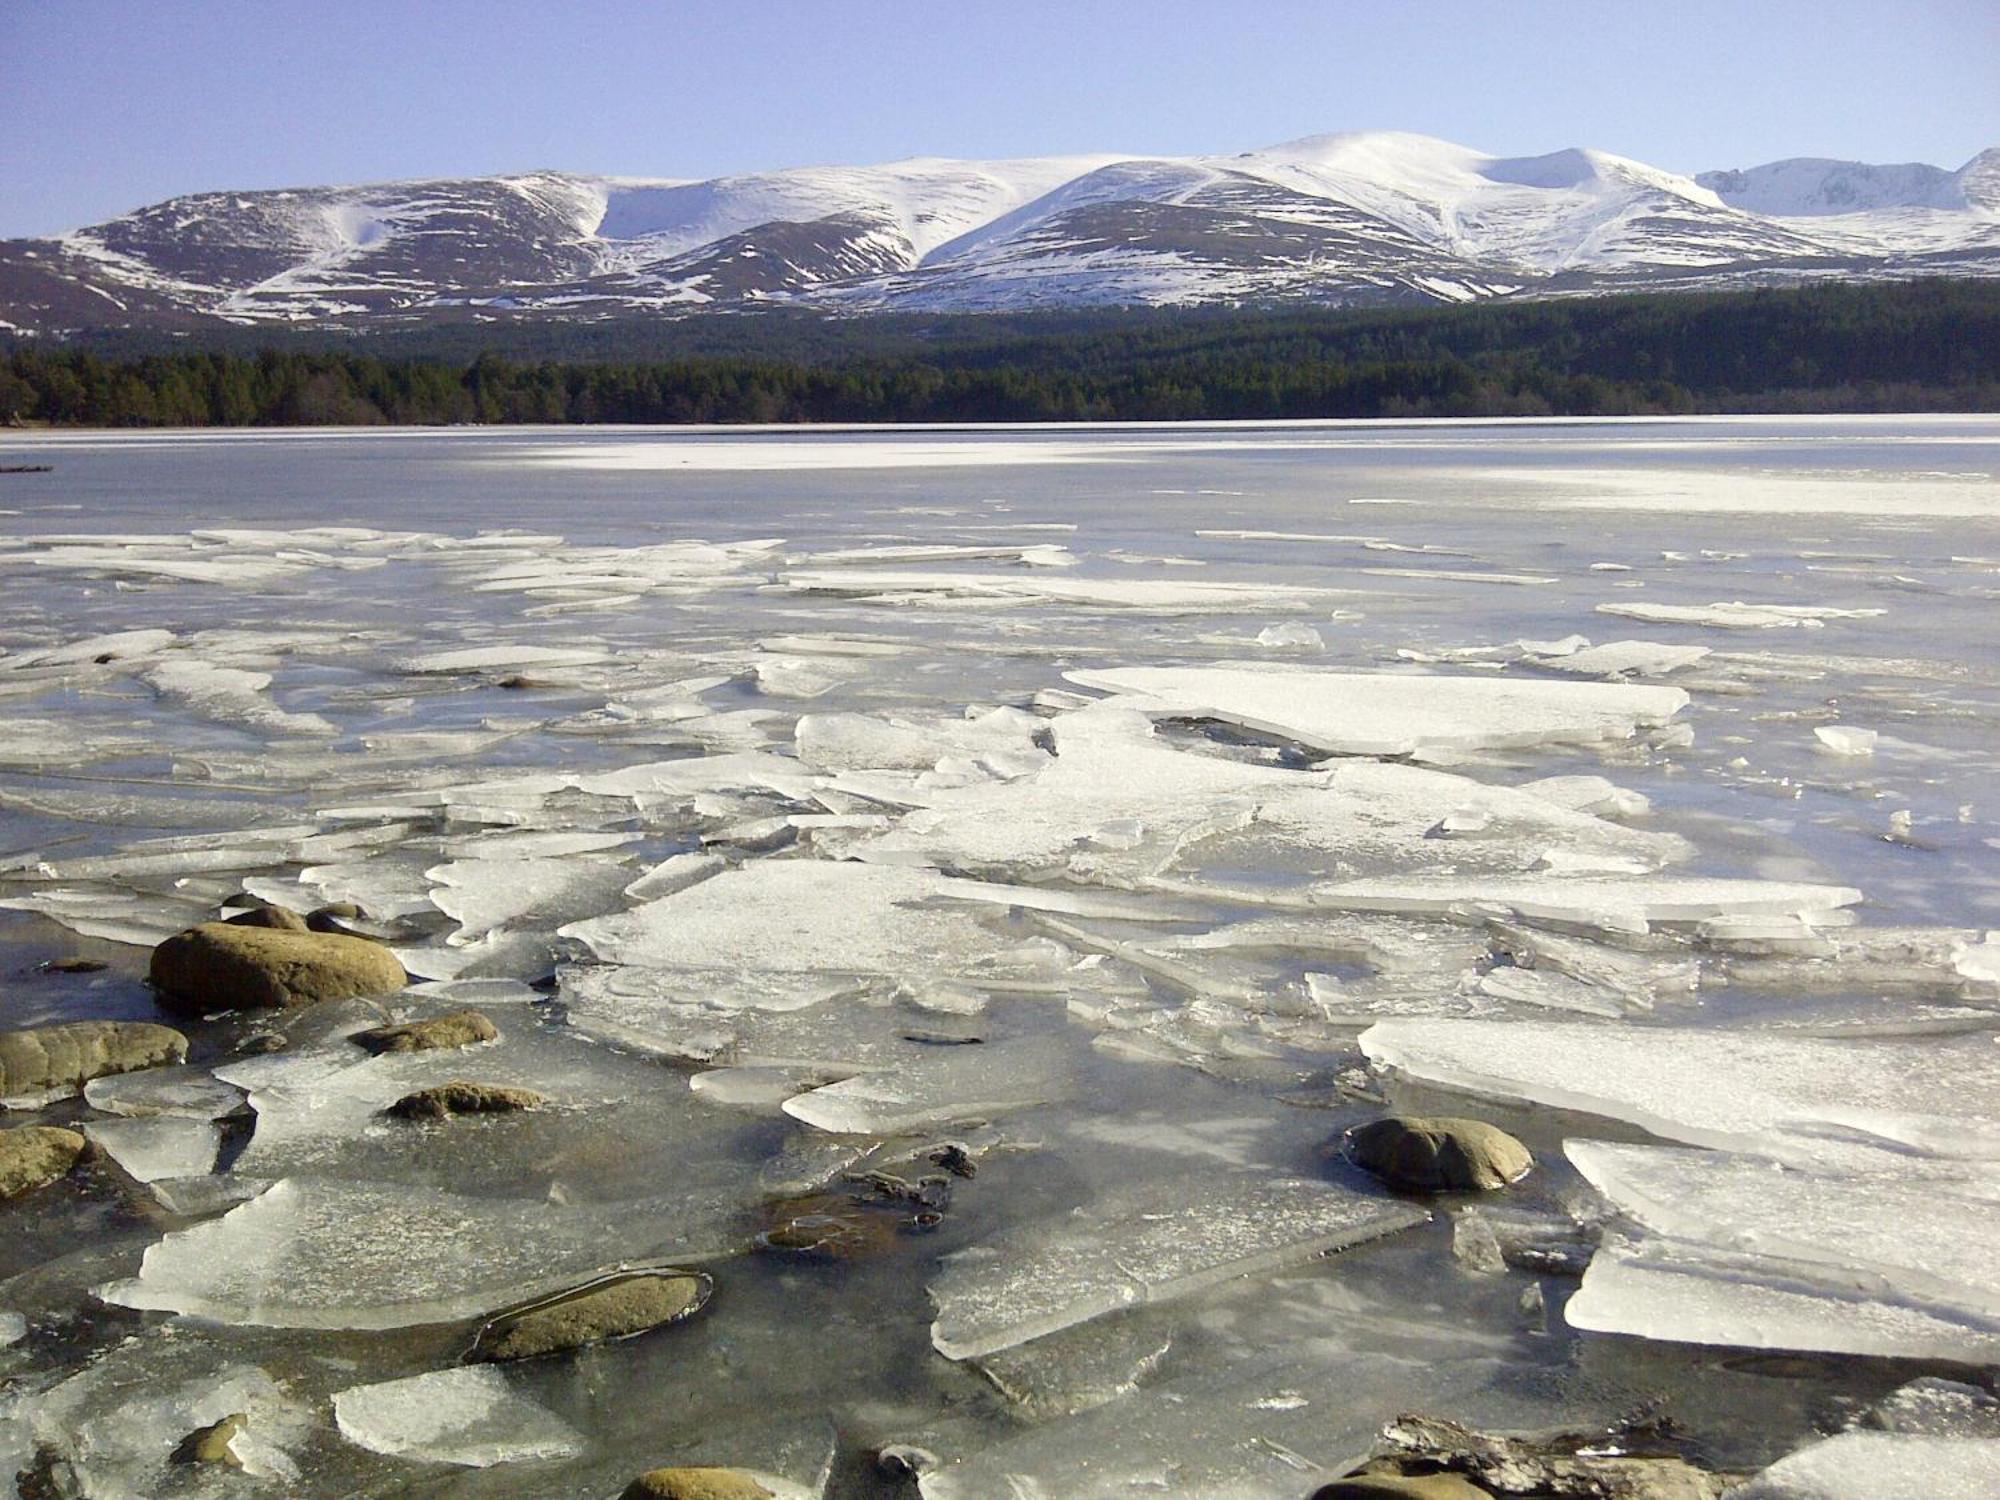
[1363,1019,2000,1174]
[1729,1432,2000,1500]
[929,1171,1427,1359]
[333,1365,583,1468]
[97,1176,726,1329]
[1065,665,1687,757]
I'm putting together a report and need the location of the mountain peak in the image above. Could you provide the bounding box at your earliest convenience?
[3,133,1994,335]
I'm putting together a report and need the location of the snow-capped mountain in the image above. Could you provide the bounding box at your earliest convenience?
[3,133,1996,333]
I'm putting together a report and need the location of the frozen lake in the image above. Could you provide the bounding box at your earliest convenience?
[1,416,1998,1495]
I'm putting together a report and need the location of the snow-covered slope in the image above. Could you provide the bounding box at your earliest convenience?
[3,133,1995,332]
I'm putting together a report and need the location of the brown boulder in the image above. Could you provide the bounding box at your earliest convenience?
[385,1081,545,1121]
[0,1021,188,1103]
[149,922,405,1014]
[473,1270,711,1361]
[0,1126,88,1200]
[1347,1116,1532,1193]
[622,1470,773,1500]
[353,1009,497,1054]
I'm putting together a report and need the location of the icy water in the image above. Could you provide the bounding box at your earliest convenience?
[0,416,1998,1496]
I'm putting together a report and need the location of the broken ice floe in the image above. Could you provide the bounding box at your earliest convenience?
[1595,601,1888,630]
[98,1176,734,1329]
[783,570,1355,612]
[1728,1432,2000,1500]
[1363,1018,2000,1175]
[929,1172,1427,1358]
[1564,1140,2000,1363]
[333,1365,583,1467]
[1065,664,1688,757]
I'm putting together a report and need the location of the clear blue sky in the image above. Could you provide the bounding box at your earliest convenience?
[4,0,1997,237]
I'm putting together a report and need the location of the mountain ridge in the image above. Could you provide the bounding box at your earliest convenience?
[4,132,1996,335]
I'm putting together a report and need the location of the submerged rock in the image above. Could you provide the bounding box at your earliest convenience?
[622,1469,774,1500]
[149,922,406,1013]
[1346,1116,1532,1193]
[37,957,108,974]
[0,1125,88,1199]
[353,1008,498,1054]
[0,1020,188,1105]
[385,1081,545,1121]
[472,1269,712,1361]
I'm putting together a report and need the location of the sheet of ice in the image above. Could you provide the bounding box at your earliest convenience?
[396,643,613,674]
[784,570,1354,612]
[97,1177,730,1328]
[1315,875,1858,935]
[333,1365,583,1468]
[1727,1432,2000,1500]
[1529,640,1712,677]
[851,707,1683,886]
[1566,1141,2000,1361]
[1,627,176,671]
[561,860,1042,989]
[84,1117,224,1183]
[426,855,632,945]
[18,1328,310,1490]
[919,1351,1506,1500]
[0,885,212,946]
[1364,1019,2000,1174]
[794,706,1049,775]
[1596,601,1888,629]
[1814,725,1880,756]
[145,658,337,737]
[1515,774,1651,819]
[782,1034,1075,1135]
[929,1172,1428,1358]
[1065,664,1687,757]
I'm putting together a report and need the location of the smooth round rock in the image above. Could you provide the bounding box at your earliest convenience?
[149,922,406,1014]
[0,1126,88,1200]
[474,1271,710,1361]
[621,1468,774,1500]
[1347,1115,1532,1192]
[353,1009,497,1054]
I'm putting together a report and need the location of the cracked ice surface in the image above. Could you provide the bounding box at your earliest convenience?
[1065,664,1689,756]
[1565,1141,2000,1362]
[97,1177,731,1328]
[1364,1019,2000,1174]
[929,1172,1427,1358]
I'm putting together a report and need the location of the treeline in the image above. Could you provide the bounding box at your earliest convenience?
[4,280,1998,427]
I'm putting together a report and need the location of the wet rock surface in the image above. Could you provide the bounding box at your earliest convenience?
[384,1080,546,1120]
[1346,1116,1534,1192]
[0,1125,88,1199]
[149,921,407,1012]
[472,1269,713,1361]
[353,1008,499,1054]
[0,1020,188,1103]
[622,1469,775,1500]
